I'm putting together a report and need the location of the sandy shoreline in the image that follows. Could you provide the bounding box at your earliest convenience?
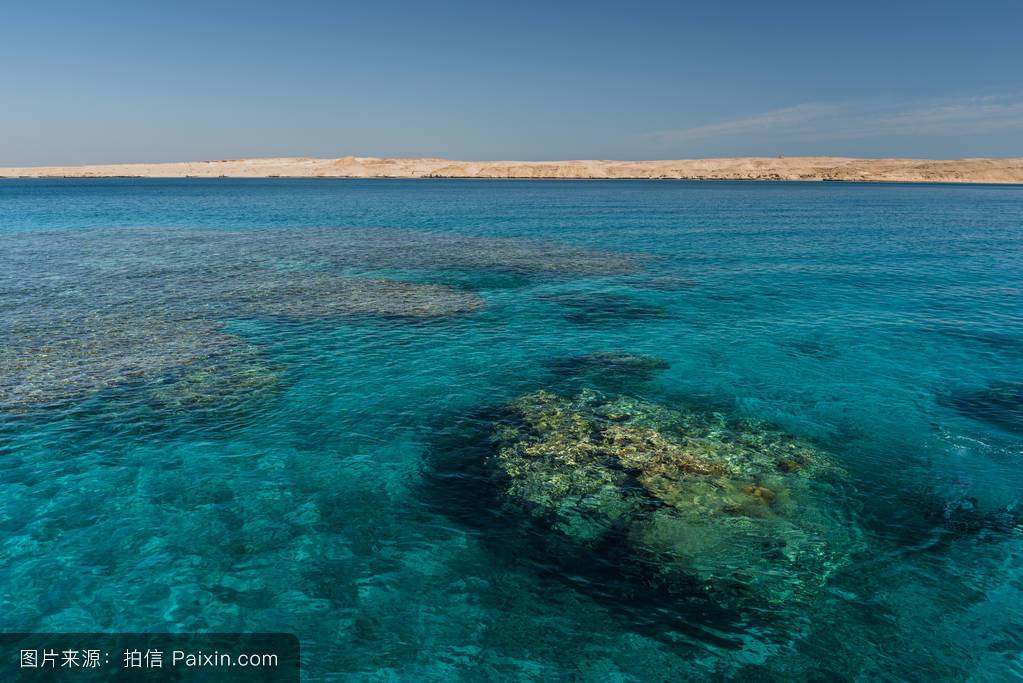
[2,156,1023,184]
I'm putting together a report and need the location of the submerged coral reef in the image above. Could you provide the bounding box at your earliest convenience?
[487,390,861,606]
[144,346,286,411]
[0,313,252,408]
[223,270,484,319]
[2,227,644,408]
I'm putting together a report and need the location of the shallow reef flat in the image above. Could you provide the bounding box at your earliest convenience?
[0,227,644,409]
[143,345,287,412]
[6,226,643,279]
[486,389,863,607]
[1,227,641,320]
[0,313,251,408]
[223,270,484,319]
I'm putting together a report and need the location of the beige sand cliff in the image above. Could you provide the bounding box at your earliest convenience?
[2,156,1023,184]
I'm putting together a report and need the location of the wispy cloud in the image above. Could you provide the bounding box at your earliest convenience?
[645,103,844,143]
[645,93,1023,146]
[870,95,1023,136]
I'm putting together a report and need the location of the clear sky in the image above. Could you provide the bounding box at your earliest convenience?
[2,0,1022,164]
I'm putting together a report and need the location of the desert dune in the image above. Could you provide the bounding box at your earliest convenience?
[2,156,1022,184]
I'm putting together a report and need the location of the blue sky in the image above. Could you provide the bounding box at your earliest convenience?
[2,0,1022,164]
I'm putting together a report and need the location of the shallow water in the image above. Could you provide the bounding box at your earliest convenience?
[1,178,1021,680]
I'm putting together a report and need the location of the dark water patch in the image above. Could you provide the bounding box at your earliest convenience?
[357,267,537,292]
[924,323,1023,358]
[705,291,751,303]
[545,351,670,394]
[625,275,700,292]
[916,492,1021,537]
[782,337,839,361]
[547,351,669,378]
[850,464,1023,546]
[438,271,534,291]
[540,292,669,326]
[941,382,1023,434]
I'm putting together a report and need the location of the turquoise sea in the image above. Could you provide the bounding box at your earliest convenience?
[1,178,1022,681]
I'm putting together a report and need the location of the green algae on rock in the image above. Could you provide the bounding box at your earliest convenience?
[488,390,861,605]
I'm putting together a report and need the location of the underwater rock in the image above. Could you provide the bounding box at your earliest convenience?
[941,382,1023,434]
[540,292,669,326]
[487,390,860,606]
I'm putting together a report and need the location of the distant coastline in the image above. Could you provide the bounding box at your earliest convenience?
[2,156,1023,184]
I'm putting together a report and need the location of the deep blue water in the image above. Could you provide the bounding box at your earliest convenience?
[1,178,1022,680]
